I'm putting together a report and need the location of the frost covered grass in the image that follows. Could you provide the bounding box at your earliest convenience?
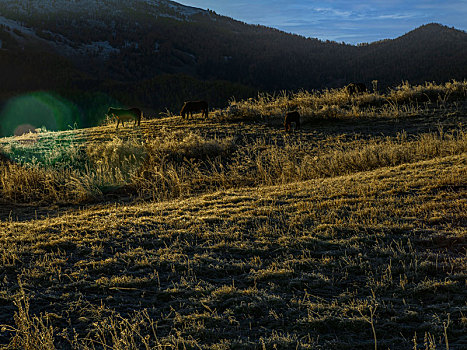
[0,80,466,205]
[221,80,467,121]
[0,154,465,349]
[0,126,465,204]
[0,79,465,349]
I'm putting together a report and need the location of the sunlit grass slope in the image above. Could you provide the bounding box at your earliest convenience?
[0,80,466,205]
[0,80,466,349]
[0,155,465,349]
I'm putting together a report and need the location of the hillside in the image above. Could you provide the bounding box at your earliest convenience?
[0,81,466,348]
[0,137,466,348]
[0,156,466,349]
[1,79,466,200]
[0,0,466,127]
[354,24,467,84]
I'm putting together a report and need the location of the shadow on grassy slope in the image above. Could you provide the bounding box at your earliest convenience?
[0,154,465,349]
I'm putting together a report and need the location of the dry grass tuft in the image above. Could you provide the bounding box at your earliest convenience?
[1,284,55,350]
[220,80,467,122]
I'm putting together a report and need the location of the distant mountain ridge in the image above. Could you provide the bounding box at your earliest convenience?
[0,0,202,18]
[0,0,206,65]
[0,0,466,126]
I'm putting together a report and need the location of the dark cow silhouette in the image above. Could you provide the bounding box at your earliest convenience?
[180,101,209,119]
[284,111,300,132]
[106,107,142,130]
[346,83,367,95]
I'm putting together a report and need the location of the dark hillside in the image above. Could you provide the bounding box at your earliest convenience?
[354,24,467,86]
[1,1,465,91]
[0,1,466,131]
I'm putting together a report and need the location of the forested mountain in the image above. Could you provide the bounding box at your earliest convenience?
[0,0,466,128]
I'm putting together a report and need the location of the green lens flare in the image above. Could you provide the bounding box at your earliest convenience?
[0,92,79,136]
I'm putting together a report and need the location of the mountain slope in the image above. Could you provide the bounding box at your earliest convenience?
[353,23,467,84]
[2,1,466,86]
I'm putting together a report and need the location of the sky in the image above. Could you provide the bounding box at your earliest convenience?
[177,1,467,44]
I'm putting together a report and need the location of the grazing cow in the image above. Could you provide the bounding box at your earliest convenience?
[284,111,300,132]
[106,107,142,130]
[180,101,209,119]
[346,83,367,95]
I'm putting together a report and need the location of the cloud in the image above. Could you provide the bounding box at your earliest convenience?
[313,7,353,18]
[375,14,418,20]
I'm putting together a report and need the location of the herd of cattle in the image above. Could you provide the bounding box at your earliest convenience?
[106,82,368,132]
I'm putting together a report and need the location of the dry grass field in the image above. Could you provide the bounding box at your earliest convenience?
[0,81,466,349]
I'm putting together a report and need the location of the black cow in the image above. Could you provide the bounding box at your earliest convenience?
[284,111,300,132]
[106,107,142,130]
[180,101,209,119]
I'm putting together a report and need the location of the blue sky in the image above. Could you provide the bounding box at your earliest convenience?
[177,1,467,44]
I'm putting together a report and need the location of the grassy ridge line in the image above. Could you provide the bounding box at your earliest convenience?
[0,154,465,348]
[2,80,466,149]
[223,80,467,120]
